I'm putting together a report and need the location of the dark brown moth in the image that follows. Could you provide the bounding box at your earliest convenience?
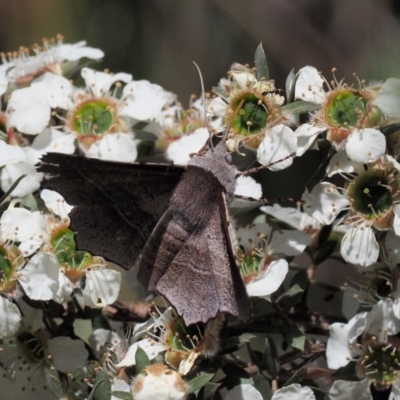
[38,139,250,325]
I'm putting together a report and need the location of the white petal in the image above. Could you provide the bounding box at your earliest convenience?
[326,322,354,369]
[373,78,400,118]
[270,230,311,256]
[341,226,379,267]
[329,379,371,400]
[272,384,316,400]
[47,337,88,373]
[326,151,363,177]
[295,123,326,156]
[366,298,400,338]
[302,182,350,225]
[0,141,26,167]
[385,231,400,267]
[393,204,400,236]
[83,269,121,308]
[345,129,386,164]
[294,66,326,104]
[166,128,209,165]
[18,253,59,300]
[32,73,72,110]
[58,41,104,61]
[53,268,74,304]
[1,161,43,197]
[7,85,50,134]
[234,176,262,199]
[261,204,320,232]
[85,133,138,162]
[0,296,21,336]
[246,259,288,297]
[0,208,39,242]
[41,189,74,219]
[116,339,167,367]
[82,67,132,97]
[31,128,75,155]
[231,69,257,91]
[225,384,263,400]
[120,80,175,120]
[257,125,296,170]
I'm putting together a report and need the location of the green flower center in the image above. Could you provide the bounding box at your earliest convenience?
[51,229,93,270]
[326,90,368,128]
[359,342,400,387]
[231,94,268,136]
[0,248,13,283]
[72,99,114,135]
[238,249,265,283]
[349,173,392,219]
[167,318,201,352]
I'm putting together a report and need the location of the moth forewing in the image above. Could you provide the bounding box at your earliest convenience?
[37,153,185,269]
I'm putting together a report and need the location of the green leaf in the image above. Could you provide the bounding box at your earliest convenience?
[254,43,269,81]
[20,194,38,211]
[135,345,150,373]
[276,284,304,311]
[187,373,215,394]
[280,100,321,115]
[88,367,111,400]
[285,68,296,103]
[263,336,280,377]
[110,391,133,400]
[45,368,67,400]
[253,373,272,400]
[219,333,256,354]
[287,326,305,351]
[197,382,220,400]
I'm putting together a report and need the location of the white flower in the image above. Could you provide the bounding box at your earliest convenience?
[85,132,138,162]
[0,142,43,197]
[6,37,104,86]
[166,127,209,165]
[260,204,321,235]
[234,176,263,199]
[271,384,316,400]
[131,363,188,400]
[119,79,175,121]
[303,155,400,267]
[7,72,72,134]
[256,124,297,170]
[207,63,292,156]
[225,384,263,400]
[294,66,390,163]
[83,268,121,308]
[329,379,372,400]
[372,78,400,119]
[40,189,73,220]
[0,295,21,336]
[326,298,400,394]
[237,222,310,297]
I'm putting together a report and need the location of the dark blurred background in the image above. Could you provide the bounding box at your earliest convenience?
[1,0,399,101]
[1,0,399,198]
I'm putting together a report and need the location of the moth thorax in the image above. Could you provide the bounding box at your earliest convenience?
[187,156,237,198]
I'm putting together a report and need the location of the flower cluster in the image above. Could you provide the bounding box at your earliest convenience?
[1,36,400,400]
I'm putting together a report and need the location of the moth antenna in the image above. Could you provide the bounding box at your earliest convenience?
[192,61,214,149]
